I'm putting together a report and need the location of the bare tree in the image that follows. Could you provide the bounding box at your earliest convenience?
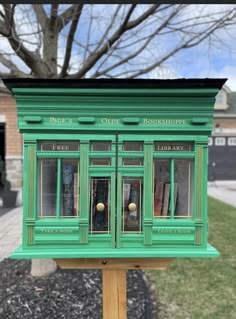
[0,4,236,79]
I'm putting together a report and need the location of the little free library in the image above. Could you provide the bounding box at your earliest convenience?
[3,78,226,260]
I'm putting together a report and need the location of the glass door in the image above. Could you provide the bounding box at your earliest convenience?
[116,139,145,249]
[88,137,145,249]
[88,138,116,248]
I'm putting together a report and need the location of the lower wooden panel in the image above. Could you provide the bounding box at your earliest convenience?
[54,258,175,270]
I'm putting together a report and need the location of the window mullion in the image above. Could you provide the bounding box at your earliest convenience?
[170,158,175,219]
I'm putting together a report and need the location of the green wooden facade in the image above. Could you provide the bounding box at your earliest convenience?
[3,78,226,259]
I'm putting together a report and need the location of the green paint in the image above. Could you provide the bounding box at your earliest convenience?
[9,80,223,259]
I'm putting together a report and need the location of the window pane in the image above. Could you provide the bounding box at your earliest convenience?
[90,178,110,233]
[38,159,57,217]
[90,159,111,166]
[155,142,193,152]
[174,159,193,218]
[39,141,79,151]
[90,142,111,151]
[215,137,226,146]
[123,158,143,166]
[123,142,143,151]
[153,159,171,218]
[61,159,79,217]
[123,178,142,232]
[228,137,236,146]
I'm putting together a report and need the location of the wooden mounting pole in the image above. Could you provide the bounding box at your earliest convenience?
[54,258,174,319]
[102,270,127,319]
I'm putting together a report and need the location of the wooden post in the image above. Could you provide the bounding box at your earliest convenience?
[102,270,127,319]
[54,258,174,319]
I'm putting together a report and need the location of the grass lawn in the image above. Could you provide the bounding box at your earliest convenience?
[147,197,236,319]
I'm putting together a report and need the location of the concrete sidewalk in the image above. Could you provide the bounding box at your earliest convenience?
[208,181,236,208]
[0,206,22,262]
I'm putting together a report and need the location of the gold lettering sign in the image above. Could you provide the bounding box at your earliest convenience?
[155,142,193,152]
[157,229,193,234]
[99,118,186,125]
[40,229,74,234]
[39,141,80,151]
[101,118,121,124]
[49,117,73,124]
[143,118,186,125]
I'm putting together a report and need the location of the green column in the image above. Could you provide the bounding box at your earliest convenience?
[23,139,37,247]
[143,142,153,246]
[79,141,89,244]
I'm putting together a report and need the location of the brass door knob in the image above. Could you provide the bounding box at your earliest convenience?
[96,202,105,212]
[128,203,137,211]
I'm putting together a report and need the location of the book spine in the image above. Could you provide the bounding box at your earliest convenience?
[174,183,178,213]
[154,180,164,217]
[129,183,139,217]
[62,163,74,216]
[162,183,170,216]
[94,179,108,231]
[73,173,79,216]
[123,183,131,207]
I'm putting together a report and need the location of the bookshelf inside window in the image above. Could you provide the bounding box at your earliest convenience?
[122,177,143,233]
[90,141,111,151]
[38,158,79,218]
[153,158,194,219]
[38,159,57,217]
[123,142,143,152]
[90,177,110,234]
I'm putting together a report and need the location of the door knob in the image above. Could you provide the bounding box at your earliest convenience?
[128,203,137,211]
[96,202,105,212]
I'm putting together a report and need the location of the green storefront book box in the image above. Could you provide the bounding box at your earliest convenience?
[3,78,226,259]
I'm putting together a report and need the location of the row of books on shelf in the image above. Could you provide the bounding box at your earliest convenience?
[62,163,79,216]
[154,180,178,217]
[61,163,177,218]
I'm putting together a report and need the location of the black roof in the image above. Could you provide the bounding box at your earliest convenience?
[1,78,227,91]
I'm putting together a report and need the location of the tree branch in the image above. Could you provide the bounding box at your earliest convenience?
[1,5,47,77]
[50,4,58,29]
[88,4,182,78]
[69,4,160,78]
[57,5,78,31]
[60,4,83,77]
[0,54,28,77]
[32,4,48,29]
[94,5,122,52]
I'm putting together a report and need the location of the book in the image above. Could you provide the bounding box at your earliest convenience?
[123,183,131,207]
[154,179,164,217]
[73,173,79,216]
[162,183,170,216]
[62,163,74,216]
[129,183,139,218]
[93,178,108,231]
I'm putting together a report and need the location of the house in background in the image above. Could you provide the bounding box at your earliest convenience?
[209,85,236,180]
[0,81,23,204]
[0,80,235,208]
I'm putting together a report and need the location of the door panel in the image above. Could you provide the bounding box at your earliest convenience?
[87,135,147,249]
[89,177,111,234]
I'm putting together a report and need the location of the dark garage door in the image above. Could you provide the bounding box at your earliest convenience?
[208,136,236,181]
